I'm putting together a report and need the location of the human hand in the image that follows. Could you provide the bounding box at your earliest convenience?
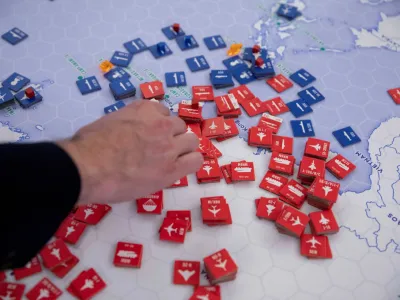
[59,100,203,205]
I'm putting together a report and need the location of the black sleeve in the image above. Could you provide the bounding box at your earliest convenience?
[0,142,81,270]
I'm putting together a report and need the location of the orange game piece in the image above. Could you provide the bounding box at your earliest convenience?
[99,60,114,73]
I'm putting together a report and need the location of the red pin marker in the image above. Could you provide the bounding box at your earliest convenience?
[252,44,261,53]
[172,23,180,33]
[25,87,35,99]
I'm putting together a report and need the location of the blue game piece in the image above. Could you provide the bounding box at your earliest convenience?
[203,35,226,50]
[104,67,131,82]
[210,70,234,89]
[176,35,199,51]
[250,58,275,79]
[286,99,313,118]
[290,120,315,137]
[149,42,173,59]
[242,47,268,62]
[1,28,28,45]
[289,69,316,87]
[231,66,256,85]
[165,72,187,88]
[2,73,30,92]
[161,25,185,40]
[109,79,136,100]
[186,56,210,72]
[104,101,126,114]
[76,76,102,95]
[123,38,147,54]
[110,51,133,68]
[15,88,42,108]
[242,47,254,61]
[298,86,325,105]
[332,126,361,147]
[277,4,301,20]
[0,87,15,107]
[223,56,247,70]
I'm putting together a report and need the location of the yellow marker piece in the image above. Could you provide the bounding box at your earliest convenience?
[99,60,114,73]
[227,43,243,56]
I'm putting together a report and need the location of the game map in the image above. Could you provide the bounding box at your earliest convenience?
[0,0,399,299]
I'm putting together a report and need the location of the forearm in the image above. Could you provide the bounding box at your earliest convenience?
[0,142,81,270]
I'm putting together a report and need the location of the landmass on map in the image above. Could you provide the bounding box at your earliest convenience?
[351,12,400,52]
[338,117,400,253]
[0,121,29,143]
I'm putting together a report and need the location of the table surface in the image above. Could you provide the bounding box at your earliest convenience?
[0,0,400,299]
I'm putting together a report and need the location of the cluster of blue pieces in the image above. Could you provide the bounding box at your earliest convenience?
[0,17,360,147]
[0,73,42,109]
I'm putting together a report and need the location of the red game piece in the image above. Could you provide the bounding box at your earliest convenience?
[208,141,222,158]
[196,158,221,183]
[173,260,200,285]
[269,151,296,175]
[248,126,273,148]
[186,123,202,137]
[201,196,231,225]
[240,97,266,117]
[259,171,289,194]
[307,177,340,209]
[25,87,35,99]
[51,255,79,279]
[300,234,332,259]
[197,137,213,157]
[279,179,308,209]
[68,268,106,300]
[271,135,293,154]
[263,97,289,116]
[217,106,242,118]
[192,85,214,102]
[166,210,192,231]
[388,87,400,104]
[231,161,255,181]
[276,206,309,237]
[266,74,293,93]
[309,209,339,235]
[203,249,238,285]
[166,211,191,231]
[179,100,203,122]
[255,57,264,67]
[220,163,233,184]
[228,85,255,104]
[159,218,188,243]
[190,286,221,300]
[0,282,25,300]
[202,117,225,139]
[0,272,5,282]
[40,239,74,270]
[304,137,330,160]
[298,156,325,185]
[140,81,165,99]
[215,94,240,114]
[256,197,285,221]
[113,242,143,268]
[25,278,62,300]
[136,190,163,214]
[168,176,189,188]
[326,154,356,179]
[258,113,283,134]
[215,119,239,141]
[252,44,261,53]
[13,256,42,280]
[172,23,180,33]
[74,204,110,225]
[55,217,87,245]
